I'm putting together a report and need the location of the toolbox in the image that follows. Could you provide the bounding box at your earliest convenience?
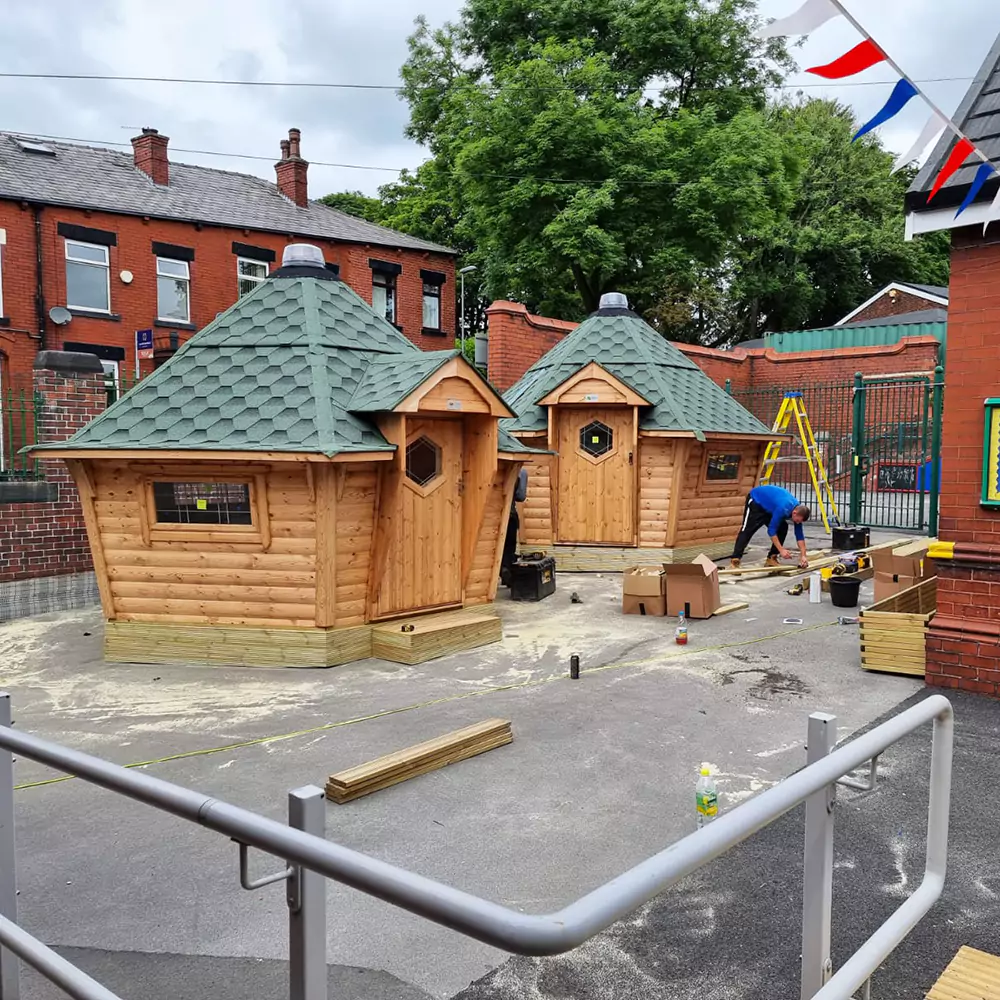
[509,556,556,602]
[832,525,870,551]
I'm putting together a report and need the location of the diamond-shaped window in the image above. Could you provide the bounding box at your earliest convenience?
[580,420,613,458]
[406,436,441,487]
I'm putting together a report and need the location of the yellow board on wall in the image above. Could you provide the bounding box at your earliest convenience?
[983,400,1000,507]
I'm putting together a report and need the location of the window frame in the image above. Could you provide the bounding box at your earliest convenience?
[697,447,746,496]
[422,280,442,331]
[403,432,445,497]
[578,419,617,465]
[237,257,269,297]
[156,256,191,323]
[139,473,270,549]
[64,239,111,313]
[0,227,6,318]
[372,270,397,324]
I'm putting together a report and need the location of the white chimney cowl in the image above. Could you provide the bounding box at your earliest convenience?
[282,243,325,268]
[599,292,628,310]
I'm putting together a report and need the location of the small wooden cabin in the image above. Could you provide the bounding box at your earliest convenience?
[503,295,775,569]
[38,245,533,667]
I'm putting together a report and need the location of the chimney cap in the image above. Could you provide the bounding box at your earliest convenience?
[141,127,160,136]
[599,292,629,310]
[281,243,325,268]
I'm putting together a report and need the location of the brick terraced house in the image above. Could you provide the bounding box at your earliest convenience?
[0,127,456,399]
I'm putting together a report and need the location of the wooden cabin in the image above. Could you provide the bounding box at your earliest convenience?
[503,294,776,570]
[37,244,534,667]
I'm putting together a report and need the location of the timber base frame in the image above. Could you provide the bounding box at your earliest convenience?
[104,605,500,668]
[519,541,733,573]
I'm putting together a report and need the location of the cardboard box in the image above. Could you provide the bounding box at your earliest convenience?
[872,539,935,602]
[623,566,667,617]
[663,554,721,619]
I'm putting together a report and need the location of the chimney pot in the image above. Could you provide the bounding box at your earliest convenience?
[275,128,309,207]
[131,128,170,186]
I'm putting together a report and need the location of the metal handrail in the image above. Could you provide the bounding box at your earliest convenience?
[0,693,953,1000]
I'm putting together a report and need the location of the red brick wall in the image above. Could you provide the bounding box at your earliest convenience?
[0,201,456,391]
[848,288,945,324]
[0,362,104,584]
[926,235,1000,694]
[486,300,941,394]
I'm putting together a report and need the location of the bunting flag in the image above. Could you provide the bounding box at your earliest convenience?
[755,0,839,39]
[891,112,947,174]
[853,79,919,142]
[928,138,975,202]
[807,39,886,79]
[956,162,996,218]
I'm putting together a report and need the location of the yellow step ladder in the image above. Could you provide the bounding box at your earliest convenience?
[759,392,840,533]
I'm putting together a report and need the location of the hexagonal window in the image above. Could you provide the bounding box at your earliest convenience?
[406,436,441,487]
[580,420,614,458]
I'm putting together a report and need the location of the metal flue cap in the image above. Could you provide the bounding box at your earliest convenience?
[281,243,325,268]
[599,292,629,310]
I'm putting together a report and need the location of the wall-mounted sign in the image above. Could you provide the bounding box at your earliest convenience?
[982,398,1000,507]
[583,393,600,402]
[135,328,154,360]
[446,399,463,411]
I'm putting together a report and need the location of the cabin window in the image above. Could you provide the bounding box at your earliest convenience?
[705,453,742,482]
[406,436,441,487]
[152,481,253,525]
[580,420,613,459]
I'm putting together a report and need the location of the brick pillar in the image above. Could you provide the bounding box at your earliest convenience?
[925,235,1000,696]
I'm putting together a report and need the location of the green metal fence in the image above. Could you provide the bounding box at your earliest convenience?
[0,389,41,481]
[730,369,943,535]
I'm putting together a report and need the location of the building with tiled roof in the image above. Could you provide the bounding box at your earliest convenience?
[0,128,456,405]
[502,295,775,568]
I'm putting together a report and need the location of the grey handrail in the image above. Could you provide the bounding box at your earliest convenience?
[0,694,952,991]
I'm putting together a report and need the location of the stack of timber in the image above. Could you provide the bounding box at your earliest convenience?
[325,719,513,803]
[859,576,937,678]
[371,606,502,664]
[719,538,910,581]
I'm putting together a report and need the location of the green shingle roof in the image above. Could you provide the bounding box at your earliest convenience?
[45,271,533,456]
[504,310,771,440]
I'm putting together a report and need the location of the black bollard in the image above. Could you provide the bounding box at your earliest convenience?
[570,654,580,680]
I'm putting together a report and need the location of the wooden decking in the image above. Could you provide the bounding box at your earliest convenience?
[927,946,1000,999]
[519,541,732,572]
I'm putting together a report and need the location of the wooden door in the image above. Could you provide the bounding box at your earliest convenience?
[556,407,636,545]
[375,418,464,617]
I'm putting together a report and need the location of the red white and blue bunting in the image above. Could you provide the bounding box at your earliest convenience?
[758,0,997,228]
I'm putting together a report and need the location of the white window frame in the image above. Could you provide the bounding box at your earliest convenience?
[237,257,268,297]
[0,228,6,318]
[156,257,191,323]
[422,281,441,330]
[101,359,121,405]
[65,240,111,313]
[372,271,396,324]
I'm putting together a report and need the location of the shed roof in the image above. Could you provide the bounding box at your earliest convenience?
[0,133,452,254]
[504,308,771,440]
[42,268,532,457]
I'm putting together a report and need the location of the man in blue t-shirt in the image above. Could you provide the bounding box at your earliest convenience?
[731,485,811,569]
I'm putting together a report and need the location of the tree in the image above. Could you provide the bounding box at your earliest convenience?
[319,191,385,224]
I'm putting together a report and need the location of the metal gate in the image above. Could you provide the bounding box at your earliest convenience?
[730,366,943,535]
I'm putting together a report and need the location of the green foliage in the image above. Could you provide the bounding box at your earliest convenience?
[319,190,386,224]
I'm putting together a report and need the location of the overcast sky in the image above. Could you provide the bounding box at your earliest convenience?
[0,0,996,198]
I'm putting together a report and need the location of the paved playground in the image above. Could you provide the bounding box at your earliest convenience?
[3,527,985,999]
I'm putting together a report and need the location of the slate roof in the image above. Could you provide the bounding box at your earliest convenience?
[897,282,949,301]
[842,307,948,329]
[0,133,452,254]
[908,34,1000,211]
[504,309,771,441]
[41,269,532,456]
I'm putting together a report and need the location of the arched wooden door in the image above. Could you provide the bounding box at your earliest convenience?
[375,417,464,618]
[556,407,636,545]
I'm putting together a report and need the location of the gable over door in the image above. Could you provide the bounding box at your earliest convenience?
[375,417,464,618]
[556,407,635,545]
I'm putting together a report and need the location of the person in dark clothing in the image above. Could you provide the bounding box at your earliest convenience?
[501,467,529,586]
[731,484,811,569]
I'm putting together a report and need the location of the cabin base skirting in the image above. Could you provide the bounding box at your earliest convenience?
[519,541,733,572]
[103,605,501,668]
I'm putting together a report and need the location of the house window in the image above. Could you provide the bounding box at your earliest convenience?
[0,228,6,318]
[65,241,110,312]
[580,421,614,458]
[405,436,441,487]
[372,271,396,324]
[706,453,741,481]
[152,481,253,525]
[101,360,121,407]
[237,258,268,297]
[156,258,190,322]
[422,281,441,330]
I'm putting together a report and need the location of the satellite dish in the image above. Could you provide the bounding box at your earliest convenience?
[49,306,72,326]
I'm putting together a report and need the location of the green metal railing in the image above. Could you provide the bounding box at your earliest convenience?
[0,389,42,481]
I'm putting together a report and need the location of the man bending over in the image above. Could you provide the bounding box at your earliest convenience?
[731,485,811,569]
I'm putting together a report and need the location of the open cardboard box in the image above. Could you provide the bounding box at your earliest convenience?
[872,538,936,603]
[663,554,721,619]
[622,566,667,617]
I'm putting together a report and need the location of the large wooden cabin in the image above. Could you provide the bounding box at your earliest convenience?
[503,294,776,570]
[38,245,533,666]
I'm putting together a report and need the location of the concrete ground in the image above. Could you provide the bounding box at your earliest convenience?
[1,529,933,999]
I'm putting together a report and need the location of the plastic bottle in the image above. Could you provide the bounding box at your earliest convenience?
[809,571,822,604]
[696,765,718,828]
[675,610,688,645]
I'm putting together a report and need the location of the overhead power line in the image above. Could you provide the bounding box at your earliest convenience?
[0,70,976,92]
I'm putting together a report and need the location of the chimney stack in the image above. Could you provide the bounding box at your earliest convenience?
[131,127,169,186]
[275,128,308,207]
